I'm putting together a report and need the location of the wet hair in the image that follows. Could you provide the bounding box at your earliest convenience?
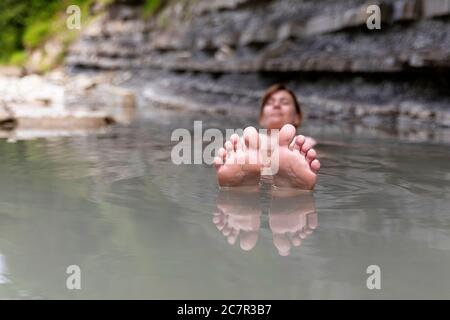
[259,84,302,126]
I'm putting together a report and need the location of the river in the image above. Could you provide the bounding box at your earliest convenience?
[0,104,449,299]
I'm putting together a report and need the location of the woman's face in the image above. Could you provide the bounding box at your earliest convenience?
[259,90,301,129]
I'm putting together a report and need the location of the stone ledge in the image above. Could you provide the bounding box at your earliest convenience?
[196,0,254,15]
[0,74,137,135]
[15,114,114,130]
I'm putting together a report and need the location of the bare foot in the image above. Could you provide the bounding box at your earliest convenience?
[214,126,262,187]
[272,124,320,190]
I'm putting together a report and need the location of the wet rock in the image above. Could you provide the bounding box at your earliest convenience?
[0,73,137,136]
[422,0,450,18]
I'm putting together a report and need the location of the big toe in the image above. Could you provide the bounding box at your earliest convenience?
[240,231,259,251]
[279,124,296,146]
[273,234,291,256]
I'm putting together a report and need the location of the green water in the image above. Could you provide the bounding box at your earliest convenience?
[0,110,449,299]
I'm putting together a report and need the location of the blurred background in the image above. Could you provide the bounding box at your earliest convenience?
[0,0,449,141]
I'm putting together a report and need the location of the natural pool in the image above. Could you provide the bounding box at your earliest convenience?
[0,107,450,299]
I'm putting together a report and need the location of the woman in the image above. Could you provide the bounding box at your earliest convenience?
[214,84,321,190]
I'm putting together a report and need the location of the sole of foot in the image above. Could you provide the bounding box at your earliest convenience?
[271,124,320,190]
[214,126,263,187]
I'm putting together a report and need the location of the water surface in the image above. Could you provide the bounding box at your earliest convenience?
[0,108,449,299]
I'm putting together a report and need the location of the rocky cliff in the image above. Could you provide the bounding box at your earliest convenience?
[66,0,450,131]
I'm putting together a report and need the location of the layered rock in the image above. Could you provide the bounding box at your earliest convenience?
[67,0,450,72]
[65,0,450,129]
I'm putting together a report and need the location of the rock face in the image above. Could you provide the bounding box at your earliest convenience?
[67,0,450,72]
[65,0,450,128]
[0,73,136,136]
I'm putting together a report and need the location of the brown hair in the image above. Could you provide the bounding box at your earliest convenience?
[259,84,302,126]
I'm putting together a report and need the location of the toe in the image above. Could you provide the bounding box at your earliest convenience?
[215,218,226,230]
[212,214,221,223]
[310,159,321,173]
[300,141,312,155]
[273,234,291,256]
[236,136,243,152]
[240,231,259,251]
[227,229,239,245]
[293,135,306,151]
[218,147,226,161]
[298,231,307,239]
[306,148,316,163]
[224,142,237,164]
[279,124,296,146]
[230,134,240,151]
[243,126,259,149]
[307,212,318,229]
[232,136,246,164]
[224,141,233,153]
[222,225,232,236]
[292,234,302,247]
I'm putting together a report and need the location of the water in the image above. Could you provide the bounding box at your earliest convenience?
[0,108,450,299]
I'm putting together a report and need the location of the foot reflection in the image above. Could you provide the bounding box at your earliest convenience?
[269,188,317,256]
[213,187,317,256]
[214,188,261,251]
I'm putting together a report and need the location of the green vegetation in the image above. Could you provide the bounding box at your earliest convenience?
[143,0,163,18]
[0,0,95,67]
[23,20,52,49]
[8,51,28,66]
[0,0,169,70]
